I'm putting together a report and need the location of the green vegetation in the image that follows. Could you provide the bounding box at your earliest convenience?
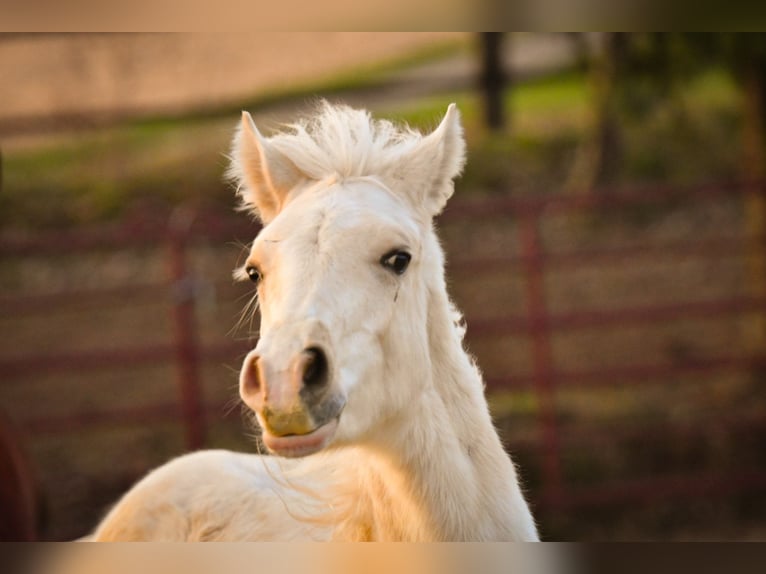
[0,54,743,230]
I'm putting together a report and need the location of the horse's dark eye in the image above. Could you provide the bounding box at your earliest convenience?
[246,266,262,284]
[381,250,411,275]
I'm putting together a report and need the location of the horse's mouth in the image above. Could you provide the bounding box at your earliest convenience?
[261,417,339,458]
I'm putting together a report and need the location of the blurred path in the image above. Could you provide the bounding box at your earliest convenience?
[0,33,463,131]
[0,33,577,141]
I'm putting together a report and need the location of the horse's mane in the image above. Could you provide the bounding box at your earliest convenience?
[265,101,424,181]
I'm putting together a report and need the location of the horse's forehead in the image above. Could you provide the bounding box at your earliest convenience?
[261,181,419,244]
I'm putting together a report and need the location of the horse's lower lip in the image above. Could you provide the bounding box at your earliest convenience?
[262,418,339,458]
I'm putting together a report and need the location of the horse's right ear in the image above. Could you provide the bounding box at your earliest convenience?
[228,112,303,223]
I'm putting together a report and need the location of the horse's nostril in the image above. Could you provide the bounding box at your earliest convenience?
[241,354,262,397]
[302,347,328,387]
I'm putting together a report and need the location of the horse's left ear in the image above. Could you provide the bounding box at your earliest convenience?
[396,104,466,217]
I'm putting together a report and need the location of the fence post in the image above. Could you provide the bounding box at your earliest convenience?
[167,208,205,450]
[519,209,564,508]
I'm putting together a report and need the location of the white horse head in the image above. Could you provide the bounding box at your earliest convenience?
[228,102,465,458]
[92,102,538,541]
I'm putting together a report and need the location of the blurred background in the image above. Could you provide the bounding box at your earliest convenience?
[1,32,765,541]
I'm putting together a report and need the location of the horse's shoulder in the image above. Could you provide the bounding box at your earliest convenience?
[91,450,327,541]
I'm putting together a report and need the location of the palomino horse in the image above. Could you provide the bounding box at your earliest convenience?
[91,103,538,541]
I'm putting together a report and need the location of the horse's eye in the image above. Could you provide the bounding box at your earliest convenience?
[246,266,262,285]
[381,250,411,275]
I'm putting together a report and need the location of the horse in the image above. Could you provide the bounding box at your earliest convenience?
[90,102,539,541]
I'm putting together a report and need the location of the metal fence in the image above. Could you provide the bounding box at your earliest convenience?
[2,181,766,539]
[439,182,766,512]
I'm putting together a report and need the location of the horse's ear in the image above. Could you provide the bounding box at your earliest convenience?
[397,104,466,217]
[228,112,303,223]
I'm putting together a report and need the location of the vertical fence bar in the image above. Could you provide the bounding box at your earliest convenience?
[744,182,766,361]
[167,209,205,450]
[519,209,564,507]
[0,412,38,541]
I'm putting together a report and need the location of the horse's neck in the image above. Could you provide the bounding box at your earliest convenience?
[338,261,538,541]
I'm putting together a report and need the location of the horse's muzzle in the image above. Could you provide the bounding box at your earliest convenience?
[239,345,345,457]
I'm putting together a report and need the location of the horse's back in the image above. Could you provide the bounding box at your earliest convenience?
[92,449,329,541]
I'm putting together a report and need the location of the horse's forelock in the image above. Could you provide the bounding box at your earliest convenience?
[268,102,422,182]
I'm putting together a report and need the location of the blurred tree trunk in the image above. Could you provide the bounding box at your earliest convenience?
[566,32,590,73]
[567,33,626,194]
[742,51,766,354]
[479,32,507,132]
[595,33,626,186]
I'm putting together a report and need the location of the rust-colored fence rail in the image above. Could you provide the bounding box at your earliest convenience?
[2,181,766,538]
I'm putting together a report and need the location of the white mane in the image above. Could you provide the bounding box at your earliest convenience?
[227,101,465,223]
[262,102,422,181]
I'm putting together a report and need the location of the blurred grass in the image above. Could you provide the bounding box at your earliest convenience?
[0,38,467,229]
[381,67,741,195]
[1,64,743,230]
